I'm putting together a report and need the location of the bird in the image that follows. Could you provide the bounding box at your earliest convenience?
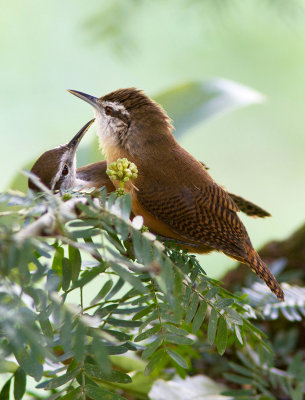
[67,87,284,301]
[30,142,271,220]
[79,160,271,218]
[29,119,108,192]
[28,119,115,192]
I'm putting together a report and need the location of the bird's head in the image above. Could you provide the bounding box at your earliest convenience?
[68,88,172,157]
[29,119,94,191]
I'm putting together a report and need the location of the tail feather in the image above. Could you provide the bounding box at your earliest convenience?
[247,247,284,301]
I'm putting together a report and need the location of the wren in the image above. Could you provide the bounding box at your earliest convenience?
[68,88,284,301]
[29,119,95,191]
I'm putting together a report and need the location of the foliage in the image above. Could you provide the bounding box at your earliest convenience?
[0,185,268,399]
[244,282,305,321]
[222,348,305,400]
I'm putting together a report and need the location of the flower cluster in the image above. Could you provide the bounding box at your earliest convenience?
[106,158,138,183]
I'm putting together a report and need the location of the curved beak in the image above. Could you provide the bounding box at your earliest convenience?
[67,118,95,150]
[68,89,100,110]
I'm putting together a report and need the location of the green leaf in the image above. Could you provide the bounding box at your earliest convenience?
[52,246,64,273]
[207,308,218,345]
[235,325,243,345]
[60,311,72,353]
[204,287,219,300]
[192,301,207,333]
[0,378,11,400]
[163,324,188,336]
[134,325,161,342]
[85,384,126,400]
[155,80,263,138]
[59,387,82,399]
[103,344,128,355]
[145,349,166,375]
[73,322,86,362]
[106,318,142,328]
[92,336,110,374]
[69,246,81,282]
[183,286,191,308]
[110,263,148,294]
[142,337,163,360]
[14,348,43,382]
[84,363,131,383]
[185,293,199,324]
[91,280,113,304]
[101,329,131,341]
[226,308,243,325]
[0,360,18,374]
[287,352,303,376]
[106,277,125,300]
[39,317,53,338]
[222,389,256,397]
[14,368,26,400]
[215,298,235,309]
[164,334,194,345]
[36,367,81,389]
[229,362,254,378]
[71,228,101,239]
[62,257,72,291]
[196,280,208,293]
[216,317,228,355]
[132,304,154,320]
[76,203,98,218]
[72,266,104,289]
[166,349,188,369]
[223,373,253,385]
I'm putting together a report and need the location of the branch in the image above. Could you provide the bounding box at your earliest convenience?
[14,197,90,242]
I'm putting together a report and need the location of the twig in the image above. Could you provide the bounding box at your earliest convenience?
[14,197,89,242]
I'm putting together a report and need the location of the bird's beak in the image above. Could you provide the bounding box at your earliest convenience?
[68,89,100,110]
[67,118,95,151]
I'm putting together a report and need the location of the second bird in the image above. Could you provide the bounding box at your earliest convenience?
[66,87,283,300]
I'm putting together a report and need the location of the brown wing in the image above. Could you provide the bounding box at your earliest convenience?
[199,160,271,218]
[136,175,249,260]
[76,161,115,192]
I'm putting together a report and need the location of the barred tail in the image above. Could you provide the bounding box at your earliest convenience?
[228,193,271,218]
[247,247,284,301]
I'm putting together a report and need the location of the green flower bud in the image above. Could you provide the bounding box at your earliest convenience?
[62,193,72,202]
[115,188,125,197]
[109,162,117,171]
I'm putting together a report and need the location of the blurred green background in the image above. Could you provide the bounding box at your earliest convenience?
[1,0,305,277]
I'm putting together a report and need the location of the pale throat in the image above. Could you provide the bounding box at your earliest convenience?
[94,109,127,163]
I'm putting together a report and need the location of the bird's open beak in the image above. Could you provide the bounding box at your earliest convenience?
[68,89,100,110]
[67,118,95,151]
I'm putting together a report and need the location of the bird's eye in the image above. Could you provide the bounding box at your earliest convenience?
[62,165,69,176]
[105,106,113,116]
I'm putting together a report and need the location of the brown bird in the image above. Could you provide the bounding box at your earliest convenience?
[86,160,271,219]
[29,119,96,191]
[30,144,270,220]
[29,119,270,218]
[65,88,283,301]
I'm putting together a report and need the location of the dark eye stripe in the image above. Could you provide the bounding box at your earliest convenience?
[111,109,130,126]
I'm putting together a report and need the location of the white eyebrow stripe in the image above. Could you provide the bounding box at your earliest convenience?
[103,101,129,116]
